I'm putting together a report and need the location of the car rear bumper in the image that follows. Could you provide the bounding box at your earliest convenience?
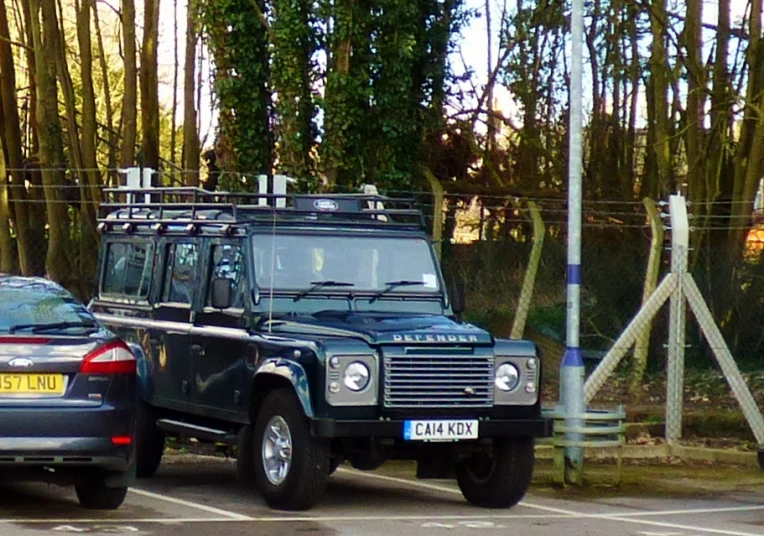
[0,405,135,471]
[0,437,132,471]
[310,417,553,439]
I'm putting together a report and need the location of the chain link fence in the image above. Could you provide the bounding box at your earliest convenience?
[1,176,763,438]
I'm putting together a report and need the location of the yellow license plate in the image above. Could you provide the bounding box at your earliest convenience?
[0,374,65,395]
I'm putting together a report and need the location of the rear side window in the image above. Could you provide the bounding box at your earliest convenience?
[163,243,200,304]
[101,241,154,299]
[207,244,244,308]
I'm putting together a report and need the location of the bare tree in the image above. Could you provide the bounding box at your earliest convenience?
[182,0,200,185]
[140,0,161,172]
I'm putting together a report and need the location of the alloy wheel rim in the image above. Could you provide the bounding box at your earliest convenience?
[262,415,293,486]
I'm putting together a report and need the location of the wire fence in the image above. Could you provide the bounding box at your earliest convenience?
[2,176,764,419]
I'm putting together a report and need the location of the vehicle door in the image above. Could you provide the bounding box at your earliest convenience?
[93,238,158,400]
[189,240,253,421]
[152,239,201,411]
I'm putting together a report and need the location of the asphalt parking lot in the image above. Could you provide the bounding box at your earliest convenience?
[1,456,763,536]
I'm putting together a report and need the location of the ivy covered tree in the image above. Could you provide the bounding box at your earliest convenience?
[204,0,273,178]
[202,0,465,191]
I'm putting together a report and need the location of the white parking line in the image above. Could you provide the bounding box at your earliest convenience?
[0,518,247,524]
[128,488,254,521]
[341,469,764,536]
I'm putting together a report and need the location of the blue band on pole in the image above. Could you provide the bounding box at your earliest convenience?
[562,347,583,367]
[567,264,582,285]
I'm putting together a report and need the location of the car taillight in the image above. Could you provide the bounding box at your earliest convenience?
[79,340,136,374]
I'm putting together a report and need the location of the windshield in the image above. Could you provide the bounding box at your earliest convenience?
[251,234,441,293]
[0,280,97,333]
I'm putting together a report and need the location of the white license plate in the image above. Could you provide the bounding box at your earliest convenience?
[403,419,479,441]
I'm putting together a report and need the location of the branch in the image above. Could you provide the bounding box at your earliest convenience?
[247,0,276,44]
[0,34,31,51]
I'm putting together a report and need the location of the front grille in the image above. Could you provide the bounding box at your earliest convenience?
[383,348,494,408]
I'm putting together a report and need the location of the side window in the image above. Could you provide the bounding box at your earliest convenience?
[101,241,154,299]
[163,243,200,305]
[208,244,244,308]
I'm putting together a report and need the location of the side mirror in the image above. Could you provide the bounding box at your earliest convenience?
[210,277,233,309]
[449,279,466,316]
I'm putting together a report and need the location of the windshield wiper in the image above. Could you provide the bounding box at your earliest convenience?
[293,280,355,302]
[9,321,100,334]
[369,280,425,303]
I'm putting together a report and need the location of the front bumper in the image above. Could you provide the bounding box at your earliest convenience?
[310,417,553,439]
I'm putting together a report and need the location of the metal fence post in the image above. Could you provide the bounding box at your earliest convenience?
[511,202,545,339]
[666,195,689,443]
[560,0,586,485]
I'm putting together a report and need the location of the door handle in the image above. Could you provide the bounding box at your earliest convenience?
[190,344,205,357]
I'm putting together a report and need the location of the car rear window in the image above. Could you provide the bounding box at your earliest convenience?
[101,241,154,299]
[0,282,95,333]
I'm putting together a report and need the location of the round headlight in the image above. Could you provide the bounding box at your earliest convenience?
[495,363,520,392]
[343,362,370,392]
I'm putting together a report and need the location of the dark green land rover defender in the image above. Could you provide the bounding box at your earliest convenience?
[89,185,552,511]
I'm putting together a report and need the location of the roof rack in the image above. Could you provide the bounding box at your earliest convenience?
[97,186,427,234]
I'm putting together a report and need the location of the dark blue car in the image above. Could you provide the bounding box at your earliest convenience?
[0,275,136,510]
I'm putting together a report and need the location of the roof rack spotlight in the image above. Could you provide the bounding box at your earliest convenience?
[121,222,133,233]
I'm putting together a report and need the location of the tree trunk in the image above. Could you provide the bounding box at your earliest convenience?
[30,0,74,285]
[0,120,15,274]
[120,0,137,168]
[0,0,36,275]
[170,0,179,171]
[93,2,117,186]
[729,0,764,254]
[140,0,161,171]
[182,0,199,185]
[684,0,705,258]
[646,0,672,198]
[20,0,39,157]
[76,0,101,285]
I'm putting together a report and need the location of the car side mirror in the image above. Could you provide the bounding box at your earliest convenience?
[210,277,233,309]
[449,279,466,317]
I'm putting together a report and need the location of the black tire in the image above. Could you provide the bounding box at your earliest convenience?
[329,456,342,475]
[253,389,330,511]
[75,483,128,510]
[135,401,165,478]
[758,448,764,471]
[237,424,256,486]
[455,437,534,509]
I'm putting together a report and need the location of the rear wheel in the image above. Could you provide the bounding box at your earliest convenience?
[237,424,256,486]
[135,402,165,478]
[253,389,330,510]
[455,437,534,508]
[75,482,128,510]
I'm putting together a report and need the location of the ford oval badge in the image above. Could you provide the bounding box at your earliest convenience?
[313,199,339,212]
[8,357,33,368]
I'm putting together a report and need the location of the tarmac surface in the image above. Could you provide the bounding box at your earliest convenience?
[0,454,762,536]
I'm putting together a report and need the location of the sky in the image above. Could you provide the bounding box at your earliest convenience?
[150,0,751,151]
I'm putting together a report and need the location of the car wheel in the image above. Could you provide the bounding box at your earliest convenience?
[237,424,256,486]
[455,437,534,508]
[253,389,330,511]
[135,401,165,478]
[75,483,128,510]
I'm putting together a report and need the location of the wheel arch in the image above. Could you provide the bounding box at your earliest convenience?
[249,359,315,421]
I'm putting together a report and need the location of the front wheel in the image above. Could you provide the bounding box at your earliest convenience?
[455,437,534,508]
[253,389,330,511]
